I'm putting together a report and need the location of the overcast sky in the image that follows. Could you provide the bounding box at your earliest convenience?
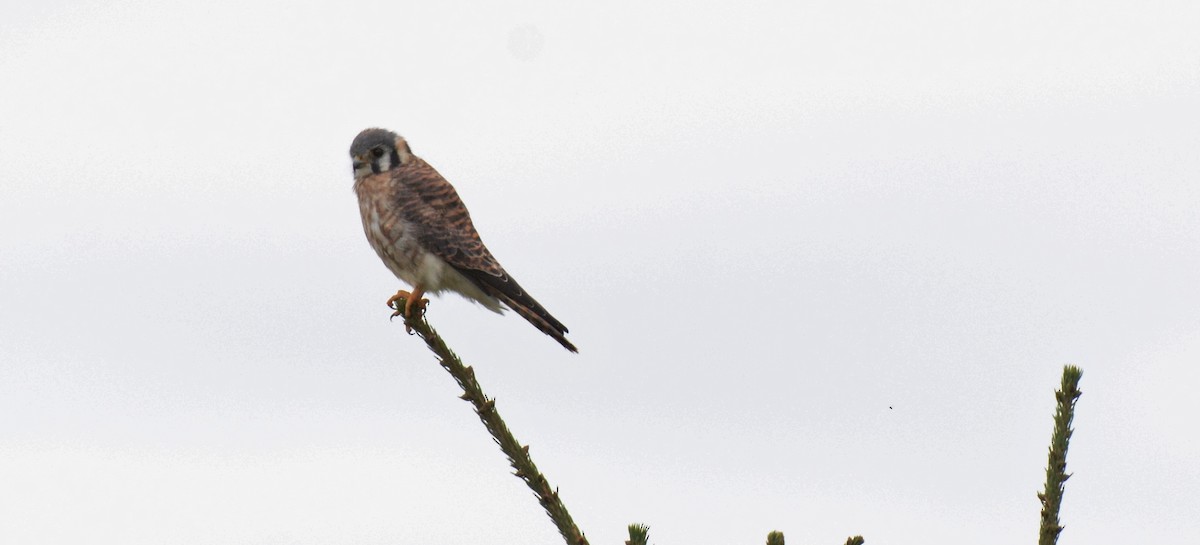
[2,1,1198,544]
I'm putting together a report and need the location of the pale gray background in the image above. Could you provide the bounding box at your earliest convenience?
[2,1,1198,544]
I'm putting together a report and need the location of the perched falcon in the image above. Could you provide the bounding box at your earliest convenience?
[349,128,577,353]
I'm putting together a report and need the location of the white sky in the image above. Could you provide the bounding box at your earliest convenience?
[1,1,1198,544]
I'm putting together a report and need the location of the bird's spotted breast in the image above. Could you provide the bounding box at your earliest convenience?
[356,172,421,286]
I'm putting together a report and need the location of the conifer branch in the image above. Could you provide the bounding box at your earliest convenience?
[401,312,588,545]
[626,523,650,545]
[1037,365,1083,545]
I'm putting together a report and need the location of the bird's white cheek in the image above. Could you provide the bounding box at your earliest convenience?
[374,156,391,173]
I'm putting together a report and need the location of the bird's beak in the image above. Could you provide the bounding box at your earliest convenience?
[352,154,367,172]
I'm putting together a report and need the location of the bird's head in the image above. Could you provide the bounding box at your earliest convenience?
[350,128,413,179]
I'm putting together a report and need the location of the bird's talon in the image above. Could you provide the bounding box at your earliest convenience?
[386,290,411,311]
[403,294,428,320]
[385,289,429,323]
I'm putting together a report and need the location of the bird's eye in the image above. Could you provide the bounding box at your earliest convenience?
[371,148,385,158]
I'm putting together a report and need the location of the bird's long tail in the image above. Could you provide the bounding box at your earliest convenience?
[493,290,578,353]
[464,268,578,353]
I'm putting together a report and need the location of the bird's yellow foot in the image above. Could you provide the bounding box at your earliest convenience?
[386,289,429,332]
[386,290,410,319]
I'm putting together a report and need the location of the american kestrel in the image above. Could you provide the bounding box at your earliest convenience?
[350,128,577,353]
